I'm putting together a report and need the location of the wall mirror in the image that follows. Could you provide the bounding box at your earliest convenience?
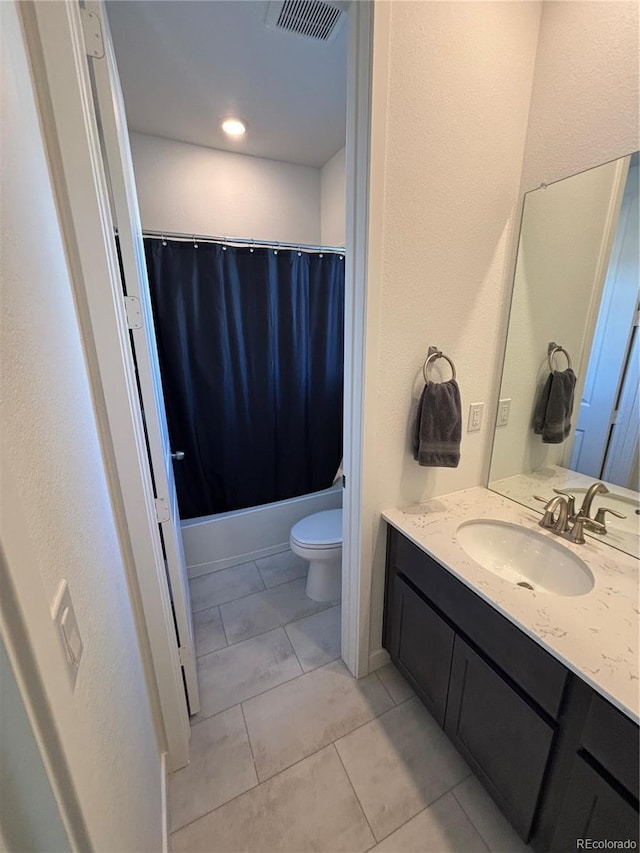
[489,152,639,559]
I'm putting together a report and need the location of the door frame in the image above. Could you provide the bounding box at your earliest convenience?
[23,0,190,770]
[23,0,377,775]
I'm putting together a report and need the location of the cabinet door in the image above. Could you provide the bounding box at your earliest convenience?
[390,575,455,726]
[550,755,639,851]
[445,637,554,841]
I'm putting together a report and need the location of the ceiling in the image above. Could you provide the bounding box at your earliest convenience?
[106,1,348,169]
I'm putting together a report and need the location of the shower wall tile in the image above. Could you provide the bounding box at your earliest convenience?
[219,578,329,645]
[189,562,264,612]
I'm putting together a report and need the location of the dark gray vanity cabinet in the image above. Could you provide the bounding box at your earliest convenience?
[445,637,554,839]
[383,525,640,850]
[386,574,454,726]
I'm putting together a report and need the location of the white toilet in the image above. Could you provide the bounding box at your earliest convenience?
[290,509,342,602]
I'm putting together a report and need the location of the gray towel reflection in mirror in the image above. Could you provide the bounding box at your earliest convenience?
[533,368,577,444]
[413,380,462,467]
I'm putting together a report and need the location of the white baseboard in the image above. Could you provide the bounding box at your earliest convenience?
[368,647,390,673]
[160,751,169,853]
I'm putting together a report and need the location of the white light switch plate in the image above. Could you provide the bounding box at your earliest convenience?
[51,579,82,688]
[468,402,484,432]
[497,398,511,427]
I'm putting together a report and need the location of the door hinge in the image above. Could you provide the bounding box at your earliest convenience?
[124,296,143,330]
[154,496,170,524]
[178,645,192,667]
[634,309,640,328]
[80,9,105,59]
[610,409,619,426]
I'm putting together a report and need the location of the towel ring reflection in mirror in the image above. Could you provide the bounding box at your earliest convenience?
[423,348,457,383]
[547,342,572,372]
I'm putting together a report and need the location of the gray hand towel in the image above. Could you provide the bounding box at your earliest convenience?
[413,380,462,467]
[533,368,577,444]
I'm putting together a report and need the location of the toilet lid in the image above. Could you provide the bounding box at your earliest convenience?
[291,509,342,548]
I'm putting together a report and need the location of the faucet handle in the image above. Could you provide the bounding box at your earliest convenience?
[592,506,626,534]
[564,515,606,545]
[533,494,551,505]
[553,489,576,518]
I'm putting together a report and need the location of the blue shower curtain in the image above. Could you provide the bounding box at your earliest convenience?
[144,238,345,519]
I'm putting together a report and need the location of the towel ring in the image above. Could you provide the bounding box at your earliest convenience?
[548,345,572,372]
[423,350,456,383]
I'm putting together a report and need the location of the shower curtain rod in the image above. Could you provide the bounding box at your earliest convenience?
[138,229,346,255]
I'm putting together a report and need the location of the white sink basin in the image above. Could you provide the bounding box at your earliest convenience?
[456,519,595,597]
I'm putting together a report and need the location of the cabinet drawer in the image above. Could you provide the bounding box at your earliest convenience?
[445,636,554,840]
[581,694,639,800]
[390,575,455,726]
[550,755,639,851]
[390,528,567,719]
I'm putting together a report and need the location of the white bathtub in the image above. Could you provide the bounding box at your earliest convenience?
[181,483,343,579]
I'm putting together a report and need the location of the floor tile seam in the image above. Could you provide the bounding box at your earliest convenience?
[239,701,259,769]
[252,688,403,784]
[190,666,305,727]
[450,775,496,853]
[210,575,321,618]
[371,669,397,706]
[188,558,261,580]
[218,604,230,648]
[282,623,307,674]
[170,740,360,839]
[331,743,378,846]
[255,567,308,591]
[220,600,333,646]
[199,603,334,657]
[189,563,265,611]
[367,787,462,847]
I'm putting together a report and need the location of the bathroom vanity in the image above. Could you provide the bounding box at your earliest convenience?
[382,488,639,852]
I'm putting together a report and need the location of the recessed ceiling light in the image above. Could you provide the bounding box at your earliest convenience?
[221,118,246,137]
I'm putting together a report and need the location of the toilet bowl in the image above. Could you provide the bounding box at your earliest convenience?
[290,509,342,602]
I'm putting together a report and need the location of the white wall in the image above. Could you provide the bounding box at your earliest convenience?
[491,160,622,481]
[0,4,163,850]
[521,1,639,192]
[364,1,543,659]
[364,0,639,662]
[130,131,321,244]
[321,146,346,246]
[0,638,70,853]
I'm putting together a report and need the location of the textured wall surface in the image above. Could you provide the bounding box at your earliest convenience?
[521,1,639,191]
[366,1,542,656]
[130,131,322,243]
[0,5,163,849]
[320,146,346,247]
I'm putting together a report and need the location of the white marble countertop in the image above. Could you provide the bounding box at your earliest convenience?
[383,486,640,723]
[489,466,639,559]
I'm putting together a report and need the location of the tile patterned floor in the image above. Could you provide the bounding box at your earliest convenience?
[170,549,531,852]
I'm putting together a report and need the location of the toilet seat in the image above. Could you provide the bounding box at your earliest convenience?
[290,509,342,549]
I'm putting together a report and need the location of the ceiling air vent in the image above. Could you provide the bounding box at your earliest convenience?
[265,0,349,43]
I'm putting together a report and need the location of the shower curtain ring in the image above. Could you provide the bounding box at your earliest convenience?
[223,236,228,251]
[161,232,167,246]
[193,234,198,249]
